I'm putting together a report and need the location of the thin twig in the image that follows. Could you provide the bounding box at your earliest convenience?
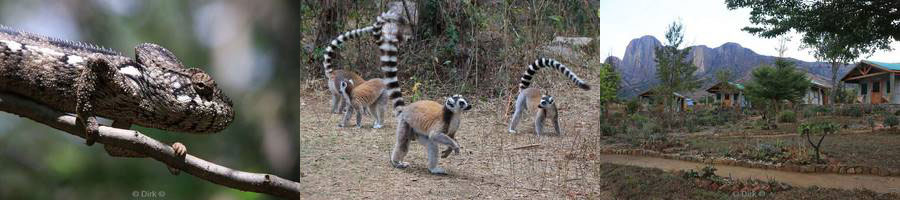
[511,144,541,150]
[0,93,301,199]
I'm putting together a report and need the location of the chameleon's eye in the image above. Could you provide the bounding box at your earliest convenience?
[189,69,215,98]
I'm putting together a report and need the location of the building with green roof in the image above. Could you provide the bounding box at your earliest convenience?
[841,60,900,104]
[706,81,750,109]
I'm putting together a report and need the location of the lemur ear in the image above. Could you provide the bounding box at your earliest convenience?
[135,43,185,70]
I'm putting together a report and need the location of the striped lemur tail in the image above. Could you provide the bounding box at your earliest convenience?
[375,12,406,115]
[322,25,379,79]
[519,58,591,90]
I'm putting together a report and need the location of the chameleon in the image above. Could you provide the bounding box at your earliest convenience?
[0,25,234,158]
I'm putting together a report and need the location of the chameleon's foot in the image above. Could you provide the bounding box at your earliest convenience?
[172,142,187,157]
[167,142,187,175]
[83,118,100,146]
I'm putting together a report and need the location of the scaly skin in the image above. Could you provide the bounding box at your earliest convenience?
[0,25,233,154]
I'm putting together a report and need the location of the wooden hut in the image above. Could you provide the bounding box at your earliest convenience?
[804,74,832,105]
[841,60,900,104]
[706,81,749,109]
[639,90,688,112]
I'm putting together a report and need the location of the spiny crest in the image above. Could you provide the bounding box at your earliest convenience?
[0,25,121,56]
[518,58,591,90]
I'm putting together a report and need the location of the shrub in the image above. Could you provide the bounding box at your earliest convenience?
[885,115,899,128]
[803,105,831,118]
[625,99,641,114]
[836,105,863,117]
[600,123,618,136]
[812,105,831,114]
[778,110,797,123]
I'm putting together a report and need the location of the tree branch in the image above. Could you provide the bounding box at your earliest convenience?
[0,92,300,199]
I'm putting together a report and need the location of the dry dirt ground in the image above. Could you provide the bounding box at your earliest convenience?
[299,85,605,199]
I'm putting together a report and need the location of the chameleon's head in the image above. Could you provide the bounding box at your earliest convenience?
[135,43,234,133]
[538,95,554,109]
[181,68,234,132]
[444,94,472,113]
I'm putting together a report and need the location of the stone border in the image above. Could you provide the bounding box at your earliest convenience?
[598,148,900,177]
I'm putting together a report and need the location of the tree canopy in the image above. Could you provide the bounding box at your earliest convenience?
[596,63,620,105]
[726,0,898,60]
[745,59,812,105]
[654,21,700,99]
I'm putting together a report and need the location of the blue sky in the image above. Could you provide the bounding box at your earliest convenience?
[599,0,900,63]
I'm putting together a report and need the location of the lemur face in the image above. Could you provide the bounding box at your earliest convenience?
[445,94,473,112]
[339,80,355,93]
[539,95,554,109]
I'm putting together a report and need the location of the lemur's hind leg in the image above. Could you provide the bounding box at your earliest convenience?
[370,103,384,129]
[553,114,562,135]
[330,92,342,113]
[354,105,363,128]
[391,121,412,168]
[508,93,527,133]
[372,93,387,129]
[338,104,355,127]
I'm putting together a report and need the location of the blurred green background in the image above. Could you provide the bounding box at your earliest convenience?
[0,0,301,199]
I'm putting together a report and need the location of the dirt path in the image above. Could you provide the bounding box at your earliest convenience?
[596,154,900,194]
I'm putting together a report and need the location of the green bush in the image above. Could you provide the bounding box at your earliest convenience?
[778,110,797,123]
[600,123,618,136]
[625,99,641,114]
[885,115,899,128]
[812,105,832,114]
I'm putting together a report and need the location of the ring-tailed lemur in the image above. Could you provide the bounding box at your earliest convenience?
[338,78,387,128]
[375,2,417,116]
[323,26,377,113]
[508,58,590,136]
[391,95,471,175]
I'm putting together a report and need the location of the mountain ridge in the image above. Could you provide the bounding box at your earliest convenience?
[605,35,851,98]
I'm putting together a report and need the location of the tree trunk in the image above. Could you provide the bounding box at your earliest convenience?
[830,61,839,106]
[313,0,343,77]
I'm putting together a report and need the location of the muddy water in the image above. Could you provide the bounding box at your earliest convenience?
[597,154,900,194]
